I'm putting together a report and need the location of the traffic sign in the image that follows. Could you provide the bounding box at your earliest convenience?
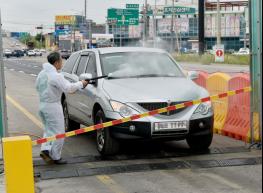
[214,45,225,63]
[164,6,196,15]
[126,4,139,10]
[107,8,139,26]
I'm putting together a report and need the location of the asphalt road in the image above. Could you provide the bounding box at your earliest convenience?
[0,57,261,193]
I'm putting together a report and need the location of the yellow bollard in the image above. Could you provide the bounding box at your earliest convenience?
[3,136,35,193]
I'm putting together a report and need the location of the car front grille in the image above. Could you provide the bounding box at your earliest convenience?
[138,102,187,116]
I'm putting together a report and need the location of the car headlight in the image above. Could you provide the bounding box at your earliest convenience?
[110,100,137,117]
[194,101,213,115]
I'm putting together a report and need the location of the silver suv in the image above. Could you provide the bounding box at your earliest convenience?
[61,47,214,155]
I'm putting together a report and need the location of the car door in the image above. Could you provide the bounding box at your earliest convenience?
[62,52,81,117]
[77,52,98,125]
[67,52,90,123]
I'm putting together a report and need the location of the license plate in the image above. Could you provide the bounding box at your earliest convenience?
[154,121,188,131]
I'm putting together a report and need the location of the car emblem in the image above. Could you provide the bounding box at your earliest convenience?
[167,100,172,116]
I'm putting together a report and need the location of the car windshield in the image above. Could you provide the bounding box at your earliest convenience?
[100,52,184,79]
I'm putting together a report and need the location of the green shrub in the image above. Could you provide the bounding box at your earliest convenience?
[173,53,249,65]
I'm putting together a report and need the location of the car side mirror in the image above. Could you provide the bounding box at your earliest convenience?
[79,73,96,85]
[79,73,92,81]
[187,71,199,80]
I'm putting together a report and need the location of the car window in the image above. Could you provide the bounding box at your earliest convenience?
[62,52,79,74]
[75,55,89,76]
[100,52,184,78]
[85,53,97,77]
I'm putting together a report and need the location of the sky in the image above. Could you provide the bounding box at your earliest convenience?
[0,0,169,33]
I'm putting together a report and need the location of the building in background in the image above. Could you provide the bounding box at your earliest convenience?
[107,0,249,52]
[44,33,56,50]
[54,15,106,51]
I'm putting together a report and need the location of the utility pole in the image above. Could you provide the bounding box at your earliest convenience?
[153,0,157,48]
[84,0,92,49]
[0,9,8,137]
[216,0,221,45]
[171,0,175,53]
[198,0,205,54]
[143,0,148,46]
[40,24,43,48]
[84,0,87,20]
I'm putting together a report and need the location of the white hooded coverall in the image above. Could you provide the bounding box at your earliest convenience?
[36,63,83,160]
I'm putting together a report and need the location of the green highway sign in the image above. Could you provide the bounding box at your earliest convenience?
[164,6,196,15]
[126,4,139,10]
[107,8,139,26]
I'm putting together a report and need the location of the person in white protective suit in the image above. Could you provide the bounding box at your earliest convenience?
[36,52,89,165]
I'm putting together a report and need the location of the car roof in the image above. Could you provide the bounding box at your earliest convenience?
[80,47,167,55]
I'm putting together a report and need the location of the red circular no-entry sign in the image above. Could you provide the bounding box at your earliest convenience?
[216,50,223,57]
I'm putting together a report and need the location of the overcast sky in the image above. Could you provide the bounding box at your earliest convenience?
[0,0,169,33]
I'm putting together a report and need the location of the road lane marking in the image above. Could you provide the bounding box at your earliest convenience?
[6,95,43,129]
[96,175,126,193]
[30,74,37,77]
[200,173,243,190]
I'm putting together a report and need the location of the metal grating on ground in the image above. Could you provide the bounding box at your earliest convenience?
[35,157,262,180]
[32,146,250,167]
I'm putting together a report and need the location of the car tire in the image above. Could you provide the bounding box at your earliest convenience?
[63,100,80,131]
[95,110,120,155]
[186,131,213,151]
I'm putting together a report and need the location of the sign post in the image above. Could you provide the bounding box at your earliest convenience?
[107,8,139,26]
[126,4,139,10]
[214,44,225,63]
[0,9,8,137]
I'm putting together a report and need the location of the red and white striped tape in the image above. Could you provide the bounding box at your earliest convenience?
[32,87,252,146]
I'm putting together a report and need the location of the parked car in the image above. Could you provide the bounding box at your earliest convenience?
[40,49,46,53]
[27,50,36,57]
[233,48,250,55]
[12,49,24,57]
[61,47,214,155]
[4,49,13,58]
[34,49,42,56]
[225,49,235,54]
[60,49,71,60]
[180,47,189,54]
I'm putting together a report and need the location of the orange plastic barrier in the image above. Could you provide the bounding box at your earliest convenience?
[194,71,209,88]
[222,74,251,141]
[206,73,231,134]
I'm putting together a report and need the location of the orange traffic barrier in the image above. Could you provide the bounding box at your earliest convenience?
[194,71,209,88]
[222,74,250,141]
[206,72,231,134]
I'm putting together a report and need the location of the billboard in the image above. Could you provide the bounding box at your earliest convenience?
[205,14,241,37]
[157,18,189,34]
[55,15,76,25]
[129,25,141,38]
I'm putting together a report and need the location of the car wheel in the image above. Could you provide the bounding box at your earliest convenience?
[63,100,80,131]
[186,131,213,151]
[95,110,119,155]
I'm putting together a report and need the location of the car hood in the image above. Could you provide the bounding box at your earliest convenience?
[102,77,206,103]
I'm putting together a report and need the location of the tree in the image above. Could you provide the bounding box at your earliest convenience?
[35,34,45,42]
[19,33,32,45]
